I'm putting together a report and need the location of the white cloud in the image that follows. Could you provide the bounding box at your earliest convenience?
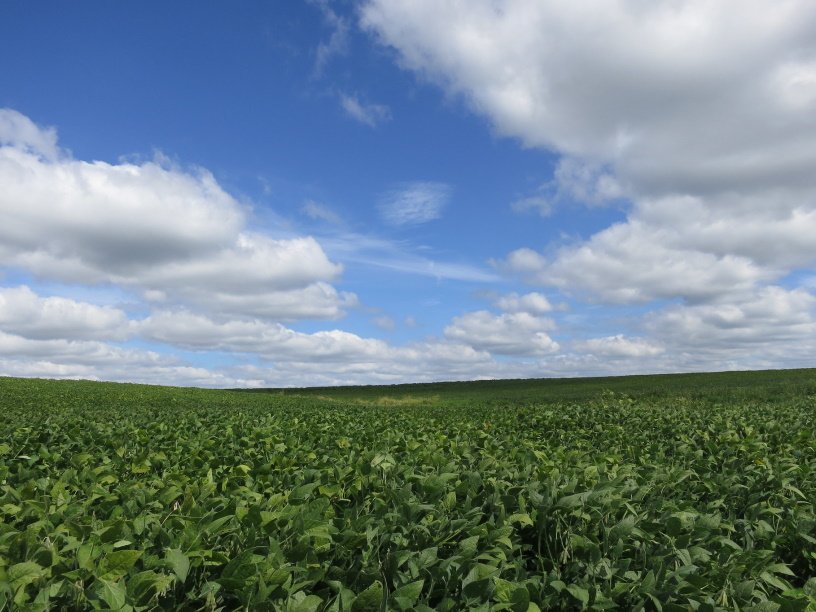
[137,308,515,386]
[647,286,816,347]
[0,285,499,387]
[503,192,815,303]
[363,0,816,303]
[513,158,624,216]
[444,310,558,356]
[0,108,59,160]
[496,248,548,277]
[339,93,391,127]
[0,329,247,388]
[574,335,664,358]
[552,158,624,206]
[494,291,553,315]
[378,182,450,226]
[362,0,816,196]
[0,111,350,321]
[360,1,816,377]
[0,285,130,341]
[166,282,357,322]
[141,310,390,361]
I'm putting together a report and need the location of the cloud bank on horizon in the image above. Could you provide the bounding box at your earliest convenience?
[0,0,814,386]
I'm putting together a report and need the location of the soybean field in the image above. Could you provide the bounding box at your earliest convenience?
[1,369,816,610]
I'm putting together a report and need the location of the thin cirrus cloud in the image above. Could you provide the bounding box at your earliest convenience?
[311,0,350,77]
[339,93,391,127]
[301,199,343,225]
[378,181,451,227]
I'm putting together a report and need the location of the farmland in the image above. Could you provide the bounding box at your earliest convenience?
[1,370,816,610]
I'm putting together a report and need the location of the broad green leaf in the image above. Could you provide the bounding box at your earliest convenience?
[566,584,590,606]
[96,578,127,610]
[287,592,324,612]
[392,579,424,610]
[509,513,534,527]
[8,561,47,591]
[164,548,190,583]
[99,550,143,580]
[352,580,383,612]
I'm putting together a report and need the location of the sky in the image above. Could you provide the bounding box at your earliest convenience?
[0,0,815,387]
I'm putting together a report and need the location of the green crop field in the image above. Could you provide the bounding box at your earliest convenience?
[2,370,816,610]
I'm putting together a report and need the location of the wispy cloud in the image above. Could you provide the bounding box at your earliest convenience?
[318,232,500,282]
[301,199,342,225]
[311,0,349,77]
[339,93,391,127]
[378,181,450,227]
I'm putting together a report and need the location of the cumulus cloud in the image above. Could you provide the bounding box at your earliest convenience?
[0,329,246,389]
[141,310,391,361]
[503,192,815,303]
[359,1,816,376]
[138,308,515,385]
[512,158,624,216]
[573,335,664,358]
[0,283,495,387]
[378,182,450,226]
[362,1,816,194]
[0,285,131,341]
[362,0,816,302]
[0,111,350,321]
[339,93,391,127]
[0,109,59,160]
[647,286,816,347]
[444,310,558,356]
[494,291,553,315]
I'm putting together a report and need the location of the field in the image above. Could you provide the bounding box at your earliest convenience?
[1,369,816,610]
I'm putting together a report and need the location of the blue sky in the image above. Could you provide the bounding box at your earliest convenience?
[1,1,815,386]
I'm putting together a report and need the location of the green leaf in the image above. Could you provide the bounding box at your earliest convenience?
[96,578,128,610]
[289,482,319,503]
[556,492,588,509]
[665,516,682,537]
[371,453,396,471]
[760,571,791,592]
[99,550,143,580]
[391,579,424,610]
[8,561,47,591]
[352,580,383,612]
[127,570,174,607]
[164,548,190,583]
[766,563,796,577]
[566,584,590,606]
[287,592,324,612]
[509,513,534,527]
